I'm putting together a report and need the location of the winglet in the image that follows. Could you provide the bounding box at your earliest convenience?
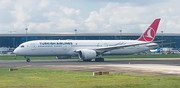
[138,18,161,42]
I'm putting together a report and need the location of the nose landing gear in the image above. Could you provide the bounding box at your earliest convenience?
[25,56,30,62]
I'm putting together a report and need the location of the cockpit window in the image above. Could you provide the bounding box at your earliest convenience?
[20,45,25,48]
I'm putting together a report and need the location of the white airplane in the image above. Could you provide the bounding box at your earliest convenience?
[13,18,161,62]
[150,47,161,53]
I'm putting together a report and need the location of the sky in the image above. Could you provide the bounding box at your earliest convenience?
[0,0,179,34]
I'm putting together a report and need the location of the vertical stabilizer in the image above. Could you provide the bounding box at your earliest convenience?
[138,18,161,42]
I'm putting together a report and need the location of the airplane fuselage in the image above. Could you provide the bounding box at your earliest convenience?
[14,40,157,56]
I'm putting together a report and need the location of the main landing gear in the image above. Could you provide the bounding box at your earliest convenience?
[83,59,92,62]
[25,56,30,62]
[95,57,104,62]
[82,58,104,62]
[95,54,104,62]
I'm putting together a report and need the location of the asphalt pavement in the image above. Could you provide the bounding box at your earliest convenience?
[1,59,180,76]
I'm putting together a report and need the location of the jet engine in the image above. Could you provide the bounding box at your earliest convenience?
[76,49,97,60]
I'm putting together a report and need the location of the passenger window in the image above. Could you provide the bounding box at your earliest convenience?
[20,45,25,48]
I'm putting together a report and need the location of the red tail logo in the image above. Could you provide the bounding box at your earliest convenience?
[138,18,160,42]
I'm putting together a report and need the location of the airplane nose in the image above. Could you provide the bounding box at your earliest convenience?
[13,47,26,56]
[13,48,18,54]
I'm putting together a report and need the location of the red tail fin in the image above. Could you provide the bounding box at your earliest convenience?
[138,18,161,42]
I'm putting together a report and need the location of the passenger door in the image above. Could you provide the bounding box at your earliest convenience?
[31,43,36,50]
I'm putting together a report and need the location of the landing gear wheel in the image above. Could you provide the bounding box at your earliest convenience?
[26,58,30,62]
[101,58,104,62]
[83,59,92,62]
[25,56,30,62]
[95,58,104,62]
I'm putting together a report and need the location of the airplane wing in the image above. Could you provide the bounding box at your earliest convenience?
[93,42,155,54]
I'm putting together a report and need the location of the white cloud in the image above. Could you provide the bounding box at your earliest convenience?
[39,0,49,8]
[84,0,180,33]
[0,0,11,9]
[41,5,83,33]
[167,21,176,27]
[0,0,179,34]
[63,7,80,16]
[85,3,147,33]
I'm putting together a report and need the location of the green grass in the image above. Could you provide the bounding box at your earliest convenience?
[0,54,180,60]
[0,68,180,88]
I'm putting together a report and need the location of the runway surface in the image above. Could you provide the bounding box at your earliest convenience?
[1,58,180,76]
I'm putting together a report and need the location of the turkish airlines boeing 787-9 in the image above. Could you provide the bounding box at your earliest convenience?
[13,18,161,62]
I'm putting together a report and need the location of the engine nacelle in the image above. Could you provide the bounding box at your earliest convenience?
[56,56,71,59]
[77,49,97,60]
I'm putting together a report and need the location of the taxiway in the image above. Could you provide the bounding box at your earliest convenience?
[1,58,180,76]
